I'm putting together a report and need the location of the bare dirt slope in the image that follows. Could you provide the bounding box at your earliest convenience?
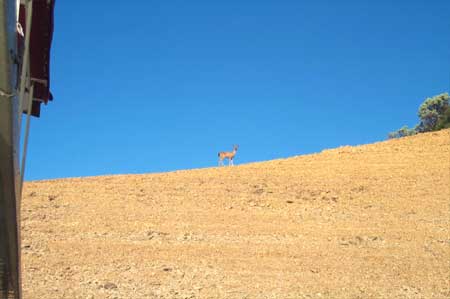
[21,130,450,299]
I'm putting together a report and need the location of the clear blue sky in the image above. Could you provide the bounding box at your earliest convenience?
[25,0,450,180]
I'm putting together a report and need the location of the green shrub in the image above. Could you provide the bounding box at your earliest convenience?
[435,106,450,130]
[389,92,449,139]
[388,125,417,139]
[416,93,449,133]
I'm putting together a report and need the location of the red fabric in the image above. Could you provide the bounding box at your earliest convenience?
[19,0,55,117]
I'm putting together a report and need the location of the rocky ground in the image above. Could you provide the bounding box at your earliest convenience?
[21,129,449,299]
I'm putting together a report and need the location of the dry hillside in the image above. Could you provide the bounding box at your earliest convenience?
[21,129,450,299]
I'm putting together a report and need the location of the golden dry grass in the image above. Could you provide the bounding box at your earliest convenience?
[21,129,450,299]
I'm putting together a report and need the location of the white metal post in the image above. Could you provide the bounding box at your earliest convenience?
[20,83,33,191]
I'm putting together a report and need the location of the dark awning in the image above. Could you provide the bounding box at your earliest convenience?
[19,0,55,117]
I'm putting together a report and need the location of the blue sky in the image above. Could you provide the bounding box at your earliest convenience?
[25,0,450,180]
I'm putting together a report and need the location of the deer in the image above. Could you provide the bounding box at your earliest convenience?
[218,145,239,166]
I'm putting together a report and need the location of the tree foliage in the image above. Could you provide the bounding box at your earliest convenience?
[435,106,450,130]
[416,93,450,132]
[388,92,450,139]
[388,125,417,139]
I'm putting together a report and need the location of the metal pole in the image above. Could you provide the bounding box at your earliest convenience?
[20,83,33,192]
